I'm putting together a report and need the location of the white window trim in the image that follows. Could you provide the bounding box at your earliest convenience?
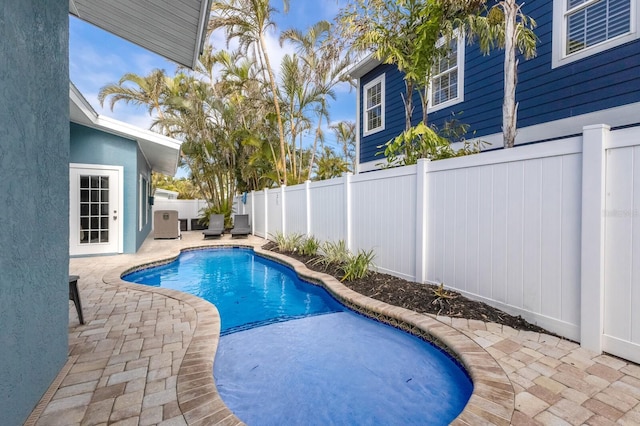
[552,0,639,68]
[139,174,148,231]
[362,74,385,136]
[428,32,465,113]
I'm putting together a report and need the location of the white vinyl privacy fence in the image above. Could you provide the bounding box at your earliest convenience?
[235,124,640,364]
[152,199,208,230]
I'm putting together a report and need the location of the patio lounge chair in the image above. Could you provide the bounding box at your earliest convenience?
[231,214,251,237]
[69,275,84,324]
[203,214,225,239]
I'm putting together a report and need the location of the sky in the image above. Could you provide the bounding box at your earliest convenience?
[69,1,357,177]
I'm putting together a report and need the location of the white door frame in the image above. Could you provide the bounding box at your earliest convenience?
[69,163,124,255]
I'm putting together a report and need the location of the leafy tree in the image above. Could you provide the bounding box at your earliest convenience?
[314,146,349,180]
[152,172,200,199]
[339,0,485,133]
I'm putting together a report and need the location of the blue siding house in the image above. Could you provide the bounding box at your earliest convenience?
[69,83,182,256]
[349,0,640,172]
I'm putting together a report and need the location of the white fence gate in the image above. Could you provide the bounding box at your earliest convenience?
[236,124,640,363]
[602,128,640,363]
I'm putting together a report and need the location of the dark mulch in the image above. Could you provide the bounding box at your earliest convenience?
[263,242,552,334]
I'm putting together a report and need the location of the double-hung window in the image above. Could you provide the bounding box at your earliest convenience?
[429,33,465,112]
[553,0,637,67]
[363,74,385,135]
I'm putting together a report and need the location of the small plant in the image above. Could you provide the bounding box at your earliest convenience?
[271,231,288,251]
[430,282,458,315]
[341,249,376,282]
[376,113,489,167]
[199,202,235,228]
[299,236,320,257]
[270,232,304,253]
[312,240,350,268]
[431,282,457,301]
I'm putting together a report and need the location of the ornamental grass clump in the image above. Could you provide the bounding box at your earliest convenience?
[271,232,304,253]
[340,249,376,282]
[312,240,350,268]
[299,236,320,256]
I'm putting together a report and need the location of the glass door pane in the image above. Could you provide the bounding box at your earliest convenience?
[79,174,110,244]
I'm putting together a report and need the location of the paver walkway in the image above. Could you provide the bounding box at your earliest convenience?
[27,232,640,425]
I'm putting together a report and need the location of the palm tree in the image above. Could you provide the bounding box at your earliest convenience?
[466,1,537,148]
[280,20,353,180]
[208,0,290,184]
[331,121,356,173]
[98,69,170,125]
[314,146,349,181]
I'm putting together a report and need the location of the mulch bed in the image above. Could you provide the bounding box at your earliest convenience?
[263,242,552,334]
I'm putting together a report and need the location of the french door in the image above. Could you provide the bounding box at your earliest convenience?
[69,164,123,255]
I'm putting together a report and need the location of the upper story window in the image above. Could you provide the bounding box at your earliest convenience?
[428,34,465,112]
[553,0,638,67]
[363,74,385,136]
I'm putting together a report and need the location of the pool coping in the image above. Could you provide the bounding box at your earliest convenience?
[103,244,515,425]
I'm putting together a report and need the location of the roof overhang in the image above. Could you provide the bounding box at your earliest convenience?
[69,0,211,69]
[347,54,382,80]
[70,83,182,176]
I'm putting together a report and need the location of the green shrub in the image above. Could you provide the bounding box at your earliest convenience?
[199,202,234,228]
[312,240,350,268]
[341,249,376,281]
[271,232,304,253]
[299,236,320,256]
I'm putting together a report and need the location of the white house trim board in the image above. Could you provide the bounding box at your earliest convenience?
[347,54,382,79]
[357,102,640,173]
[69,83,183,176]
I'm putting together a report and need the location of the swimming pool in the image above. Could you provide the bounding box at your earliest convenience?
[124,247,473,424]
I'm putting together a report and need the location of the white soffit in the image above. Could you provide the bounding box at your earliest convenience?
[69,83,182,176]
[69,0,211,69]
[347,54,382,79]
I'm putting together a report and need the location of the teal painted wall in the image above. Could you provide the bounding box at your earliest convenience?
[70,123,152,253]
[0,1,70,424]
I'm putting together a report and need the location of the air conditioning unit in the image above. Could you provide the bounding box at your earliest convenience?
[153,210,180,239]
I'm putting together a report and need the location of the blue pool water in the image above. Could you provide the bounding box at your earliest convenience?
[124,248,473,425]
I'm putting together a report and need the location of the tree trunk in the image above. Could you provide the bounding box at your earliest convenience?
[403,79,414,132]
[503,0,518,149]
[421,85,429,125]
[307,112,323,181]
[259,34,288,184]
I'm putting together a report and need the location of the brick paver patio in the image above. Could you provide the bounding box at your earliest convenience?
[26,232,640,425]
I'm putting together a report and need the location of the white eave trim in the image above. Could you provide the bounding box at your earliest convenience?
[94,115,181,152]
[69,82,182,175]
[69,82,98,122]
[347,54,382,79]
[193,0,213,68]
